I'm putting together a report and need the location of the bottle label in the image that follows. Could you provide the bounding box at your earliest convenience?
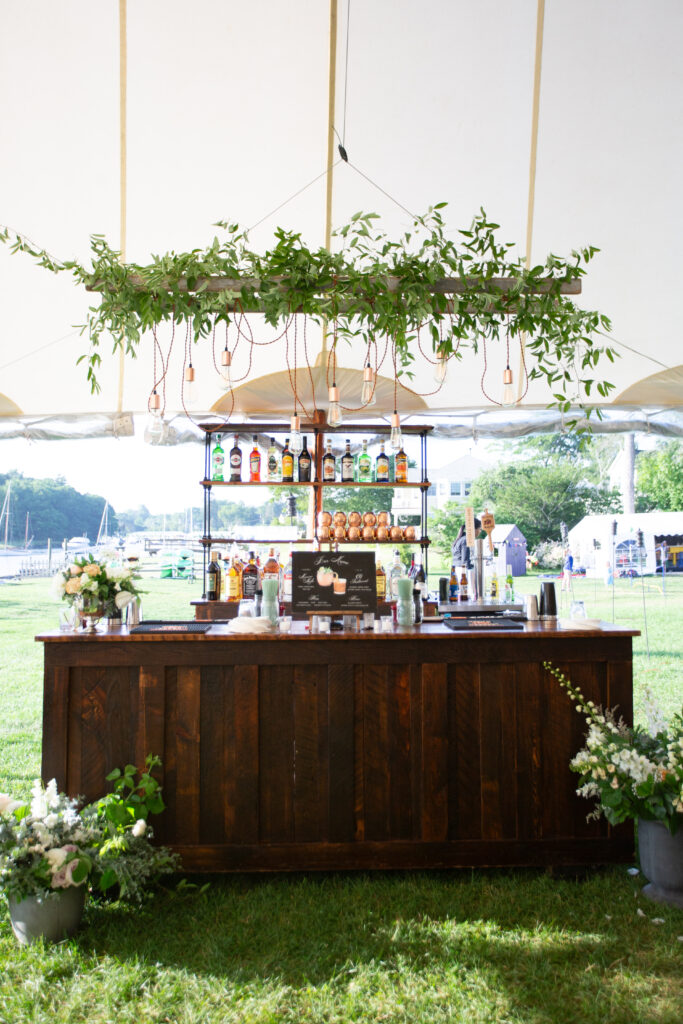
[230,453,241,468]
[228,575,240,600]
[242,574,258,598]
[323,461,335,480]
[376,459,389,482]
[341,459,353,481]
[250,455,260,476]
[299,455,311,475]
[207,571,217,599]
[284,575,292,600]
[376,576,386,599]
[267,454,278,474]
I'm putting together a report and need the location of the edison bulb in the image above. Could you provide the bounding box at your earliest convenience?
[434,353,448,384]
[184,367,198,407]
[143,411,164,445]
[220,349,232,390]
[361,363,376,405]
[328,384,342,427]
[389,410,402,451]
[502,368,515,408]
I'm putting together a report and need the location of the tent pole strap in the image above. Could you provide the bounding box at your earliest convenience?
[117,0,127,413]
[322,0,338,358]
[518,0,546,401]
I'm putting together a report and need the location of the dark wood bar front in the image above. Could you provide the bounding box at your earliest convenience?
[37,622,636,872]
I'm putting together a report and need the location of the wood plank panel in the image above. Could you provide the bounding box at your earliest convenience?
[327,663,355,842]
[294,665,324,842]
[353,665,365,841]
[568,661,607,839]
[514,662,543,841]
[448,663,481,840]
[480,663,517,841]
[232,664,259,843]
[421,662,448,841]
[259,664,294,842]
[409,665,423,840]
[362,663,390,840]
[388,663,413,839]
[199,665,228,845]
[541,661,574,839]
[174,667,201,845]
[41,663,70,788]
[66,666,84,797]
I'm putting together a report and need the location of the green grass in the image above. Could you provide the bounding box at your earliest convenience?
[1,572,682,1023]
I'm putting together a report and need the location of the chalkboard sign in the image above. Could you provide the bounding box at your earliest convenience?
[292,551,377,613]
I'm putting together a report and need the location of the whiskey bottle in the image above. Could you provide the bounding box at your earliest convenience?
[262,547,280,583]
[282,439,294,483]
[298,437,312,482]
[249,436,261,482]
[207,549,221,601]
[341,439,354,483]
[395,445,408,483]
[229,434,242,482]
[227,556,241,602]
[376,560,386,601]
[211,434,224,481]
[322,440,336,481]
[375,442,390,483]
[241,551,259,599]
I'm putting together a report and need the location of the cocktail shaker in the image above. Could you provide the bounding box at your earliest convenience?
[538,581,558,621]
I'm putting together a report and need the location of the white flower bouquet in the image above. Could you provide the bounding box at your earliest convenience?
[53,554,143,618]
[545,662,683,834]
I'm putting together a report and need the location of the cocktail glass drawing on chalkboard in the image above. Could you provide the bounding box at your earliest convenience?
[333,573,347,594]
[316,565,334,587]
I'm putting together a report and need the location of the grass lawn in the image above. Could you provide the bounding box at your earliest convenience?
[1,573,682,1023]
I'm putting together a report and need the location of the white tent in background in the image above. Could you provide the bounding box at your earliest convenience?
[1,1,683,440]
[568,513,683,577]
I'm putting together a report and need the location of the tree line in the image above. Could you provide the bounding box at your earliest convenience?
[0,472,118,547]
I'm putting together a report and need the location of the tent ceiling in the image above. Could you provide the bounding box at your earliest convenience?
[1,0,682,438]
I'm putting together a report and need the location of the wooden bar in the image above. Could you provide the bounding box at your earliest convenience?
[37,621,636,872]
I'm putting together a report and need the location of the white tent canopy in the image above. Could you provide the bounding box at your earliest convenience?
[1,1,682,439]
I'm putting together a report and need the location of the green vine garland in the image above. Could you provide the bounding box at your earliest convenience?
[1,205,614,411]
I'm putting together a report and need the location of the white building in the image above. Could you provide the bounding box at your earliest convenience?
[426,453,491,512]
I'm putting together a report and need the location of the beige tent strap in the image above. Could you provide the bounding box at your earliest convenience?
[117,0,127,413]
[518,0,545,400]
[321,0,339,359]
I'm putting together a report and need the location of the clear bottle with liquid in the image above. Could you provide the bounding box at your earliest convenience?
[504,564,514,603]
[389,550,404,601]
[266,437,280,482]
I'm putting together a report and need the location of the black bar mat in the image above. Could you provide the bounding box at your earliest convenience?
[130,622,212,634]
[442,617,525,630]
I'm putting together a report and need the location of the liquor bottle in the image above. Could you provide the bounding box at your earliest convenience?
[375,442,390,483]
[298,437,312,482]
[262,547,280,583]
[414,560,426,596]
[413,588,423,624]
[249,435,261,482]
[241,551,259,599]
[207,548,221,601]
[341,439,354,482]
[407,553,417,578]
[490,569,499,600]
[211,434,225,481]
[395,445,408,483]
[227,556,241,602]
[389,550,404,601]
[229,434,242,482]
[449,564,459,601]
[376,560,386,601]
[282,557,294,602]
[459,568,468,602]
[322,440,336,482]
[358,439,372,482]
[281,438,294,482]
[505,564,514,603]
[267,437,280,482]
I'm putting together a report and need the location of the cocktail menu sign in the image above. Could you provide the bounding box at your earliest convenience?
[292,552,377,613]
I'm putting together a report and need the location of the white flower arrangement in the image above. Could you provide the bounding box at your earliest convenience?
[545,662,683,833]
[54,554,143,617]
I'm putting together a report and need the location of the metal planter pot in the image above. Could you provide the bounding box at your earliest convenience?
[638,818,683,909]
[8,886,86,945]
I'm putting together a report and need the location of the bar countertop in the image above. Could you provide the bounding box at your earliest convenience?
[36,620,640,642]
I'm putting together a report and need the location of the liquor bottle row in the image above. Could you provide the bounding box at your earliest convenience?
[206,546,427,606]
[209,434,408,484]
[445,563,515,603]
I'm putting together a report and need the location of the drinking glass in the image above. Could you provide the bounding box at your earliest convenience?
[570,600,587,620]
